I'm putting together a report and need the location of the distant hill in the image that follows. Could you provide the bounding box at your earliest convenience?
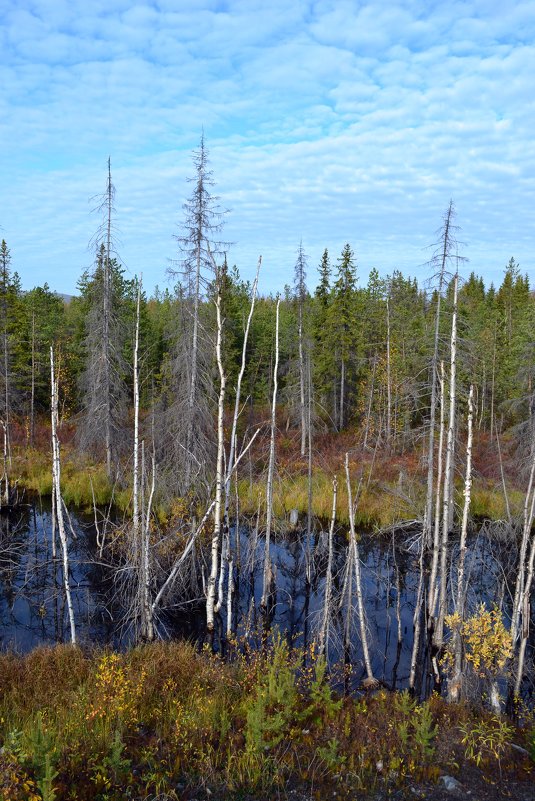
[56,292,75,304]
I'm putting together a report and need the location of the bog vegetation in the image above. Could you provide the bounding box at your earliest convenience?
[1,139,535,798]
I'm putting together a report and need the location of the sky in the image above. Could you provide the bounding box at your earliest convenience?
[1,0,535,296]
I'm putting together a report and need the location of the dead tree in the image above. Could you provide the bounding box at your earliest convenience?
[448,384,474,703]
[345,453,376,685]
[206,267,227,640]
[434,269,459,650]
[261,297,281,613]
[0,240,15,468]
[166,134,229,496]
[78,161,127,479]
[224,257,261,519]
[294,241,308,457]
[318,476,337,658]
[50,346,76,644]
[423,201,461,547]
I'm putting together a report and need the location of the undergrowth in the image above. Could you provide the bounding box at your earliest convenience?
[0,640,532,800]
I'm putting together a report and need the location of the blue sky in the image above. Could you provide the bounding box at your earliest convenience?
[1,0,534,295]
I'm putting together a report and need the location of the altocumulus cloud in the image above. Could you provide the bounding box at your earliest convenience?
[1,0,534,293]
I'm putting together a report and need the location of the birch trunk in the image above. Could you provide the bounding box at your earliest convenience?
[50,346,76,644]
[448,384,473,703]
[298,293,306,457]
[435,270,458,650]
[515,525,535,696]
[140,447,155,641]
[132,280,141,561]
[206,273,226,636]
[224,257,260,522]
[319,476,337,657]
[30,312,35,447]
[428,361,445,623]
[345,453,375,683]
[386,294,392,451]
[511,446,535,649]
[261,297,280,612]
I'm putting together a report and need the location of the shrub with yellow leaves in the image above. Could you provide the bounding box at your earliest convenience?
[86,653,146,727]
[445,605,513,679]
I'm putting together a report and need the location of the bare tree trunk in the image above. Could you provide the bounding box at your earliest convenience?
[29,312,35,447]
[140,442,155,641]
[386,293,392,450]
[423,202,453,548]
[319,476,337,657]
[345,453,375,684]
[448,384,474,703]
[490,322,497,443]
[185,240,201,489]
[515,523,535,696]
[226,539,234,640]
[132,280,141,558]
[298,295,306,457]
[428,360,445,624]
[206,273,226,637]
[435,270,458,650]
[103,158,113,479]
[495,422,512,526]
[0,420,9,506]
[409,533,424,692]
[363,354,377,450]
[152,500,215,615]
[305,353,313,582]
[224,257,261,520]
[50,346,76,645]
[261,297,280,612]
[511,448,535,644]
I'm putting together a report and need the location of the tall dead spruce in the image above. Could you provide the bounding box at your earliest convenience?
[164,134,229,497]
[78,159,127,479]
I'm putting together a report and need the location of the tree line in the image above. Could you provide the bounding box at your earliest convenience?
[2,140,535,706]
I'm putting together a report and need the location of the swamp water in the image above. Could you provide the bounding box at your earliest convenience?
[0,501,529,695]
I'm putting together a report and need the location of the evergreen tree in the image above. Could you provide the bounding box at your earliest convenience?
[328,244,358,429]
[20,284,66,443]
[0,240,22,458]
[312,248,335,425]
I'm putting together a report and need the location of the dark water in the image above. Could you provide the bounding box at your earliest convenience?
[0,503,528,693]
[0,500,113,651]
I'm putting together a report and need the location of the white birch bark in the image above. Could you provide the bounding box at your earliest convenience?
[345,453,375,683]
[386,293,392,450]
[449,384,474,703]
[319,476,337,657]
[261,297,280,611]
[435,270,458,649]
[298,293,306,457]
[224,257,261,521]
[206,273,226,635]
[428,360,446,622]
[50,346,76,644]
[132,279,141,560]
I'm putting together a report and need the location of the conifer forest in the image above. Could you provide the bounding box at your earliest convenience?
[1,142,535,799]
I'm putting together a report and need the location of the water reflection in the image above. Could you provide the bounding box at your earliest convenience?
[0,504,529,696]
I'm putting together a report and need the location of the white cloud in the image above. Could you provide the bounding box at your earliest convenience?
[0,0,534,295]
